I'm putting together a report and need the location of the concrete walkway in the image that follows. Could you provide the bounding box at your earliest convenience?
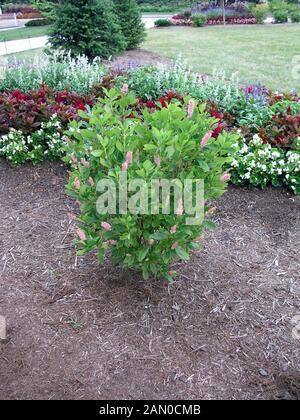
[0,35,47,56]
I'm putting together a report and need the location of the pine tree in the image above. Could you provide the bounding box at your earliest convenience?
[49,0,126,60]
[113,0,146,50]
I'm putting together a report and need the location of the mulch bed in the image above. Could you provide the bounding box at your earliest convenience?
[108,49,172,70]
[0,158,299,400]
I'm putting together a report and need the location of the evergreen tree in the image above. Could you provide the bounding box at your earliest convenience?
[49,0,126,60]
[113,0,146,50]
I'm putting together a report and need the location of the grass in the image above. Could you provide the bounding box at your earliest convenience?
[142,25,300,92]
[0,26,51,42]
[4,48,44,61]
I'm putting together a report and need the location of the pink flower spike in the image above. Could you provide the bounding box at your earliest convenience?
[74,177,80,190]
[122,162,128,172]
[108,240,117,246]
[154,155,161,166]
[187,99,195,119]
[121,83,129,95]
[201,131,213,147]
[176,199,184,216]
[126,151,133,166]
[80,158,90,167]
[101,222,112,231]
[76,228,86,241]
[171,242,178,250]
[68,212,76,220]
[170,225,177,234]
[148,239,155,246]
[88,177,94,187]
[71,154,78,163]
[220,173,231,182]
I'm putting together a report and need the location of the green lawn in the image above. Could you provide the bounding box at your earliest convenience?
[4,48,44,61]
[142,25,300,92]
[0,26,51,42]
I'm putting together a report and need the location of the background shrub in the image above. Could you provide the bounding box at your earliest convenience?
[49,0,126,60]
[273,9,289,22]
[192,13,207,27]
[155,18,173,26]
[25,18,53,27]
[113,0,146,49]
[249,4,269,24]
[290,10,300,22]
[137,0,192,13]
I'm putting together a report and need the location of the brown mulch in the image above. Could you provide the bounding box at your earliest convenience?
[107,49,172,70]
[0,159,300,400]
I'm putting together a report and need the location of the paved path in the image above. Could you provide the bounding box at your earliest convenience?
[0,35,47,56]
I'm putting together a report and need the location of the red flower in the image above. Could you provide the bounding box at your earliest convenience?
[211,111,222,121]
[166,91,175,101]
[56,90,70,103]
[11,89,28,101]
[212,125,223,138]
[73,99,85,110]
[146,100,156,109]
[159,97,167,108]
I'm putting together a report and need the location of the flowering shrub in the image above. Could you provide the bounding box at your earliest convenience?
[0,115,67,165]
[64,88,239,281]
[230,134,300,193]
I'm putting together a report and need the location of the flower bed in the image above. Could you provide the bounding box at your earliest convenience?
[0,86,95,165]
[206,15,256,25]
[0,58,299,195]
[170,14,257,26]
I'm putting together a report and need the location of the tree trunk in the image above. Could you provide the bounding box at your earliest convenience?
[221,0,226,25]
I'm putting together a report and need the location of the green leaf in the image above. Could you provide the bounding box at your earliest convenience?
[203,220,217,230]
[138,248,149,262]
[142,268,149,281]
[164,273,174,283]
[198,160,210,172]
[91,150,101,157]
[151,232,169,241]
[175,246,190,261]
[97,248,105,263]
[143,144,157,151]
